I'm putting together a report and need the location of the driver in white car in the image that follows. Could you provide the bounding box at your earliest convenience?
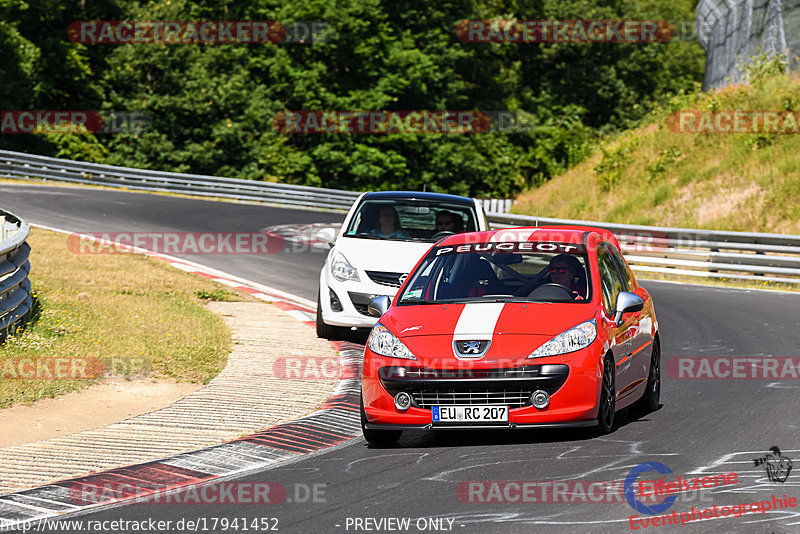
[435,210,463,234]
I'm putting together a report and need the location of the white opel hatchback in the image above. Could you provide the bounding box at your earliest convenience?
[316,191,489,338]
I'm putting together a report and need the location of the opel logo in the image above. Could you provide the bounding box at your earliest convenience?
[398,273,408,285]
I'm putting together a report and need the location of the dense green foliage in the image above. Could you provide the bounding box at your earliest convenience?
[0,0,704,196]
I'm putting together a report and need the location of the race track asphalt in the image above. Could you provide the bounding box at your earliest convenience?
[3,184,799,534]
[0,184,341,301]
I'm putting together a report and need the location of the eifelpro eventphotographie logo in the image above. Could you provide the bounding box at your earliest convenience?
[624,462,678,515]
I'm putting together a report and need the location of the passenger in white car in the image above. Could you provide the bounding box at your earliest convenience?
[370,206,410,238]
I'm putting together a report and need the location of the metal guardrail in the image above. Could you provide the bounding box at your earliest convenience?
[1,149,798,285]
[0,150,362,211]
[488,213,800,284]
[0,149,513,214]
[0,210,33,340]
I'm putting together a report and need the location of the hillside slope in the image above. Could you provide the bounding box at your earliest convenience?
[512,67,800,235]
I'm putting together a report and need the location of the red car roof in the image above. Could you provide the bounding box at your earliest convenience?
[438,225,620,249]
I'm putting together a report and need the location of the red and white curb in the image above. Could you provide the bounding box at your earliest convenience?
[0,225,363,530]
[261,222,342,254]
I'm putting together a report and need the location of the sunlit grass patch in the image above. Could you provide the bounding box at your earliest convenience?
[0,227,253,409]
[513,71,800,235]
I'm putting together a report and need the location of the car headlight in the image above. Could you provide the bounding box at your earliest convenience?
[331,252,360,282]
[367,323,416,360]
[528,320,597,359]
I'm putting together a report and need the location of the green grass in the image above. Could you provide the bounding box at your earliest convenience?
[0,227,251,409]
[513,69,800,236]
[194,289,242,301]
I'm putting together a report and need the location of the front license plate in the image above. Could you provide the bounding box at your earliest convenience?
[432,405,508,423]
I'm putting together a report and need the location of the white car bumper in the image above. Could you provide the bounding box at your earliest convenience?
[319,270,401,329]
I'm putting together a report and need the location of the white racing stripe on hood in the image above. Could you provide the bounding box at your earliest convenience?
[453,302,505,340]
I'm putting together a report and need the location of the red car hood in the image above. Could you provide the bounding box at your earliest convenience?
[385,302,594,338]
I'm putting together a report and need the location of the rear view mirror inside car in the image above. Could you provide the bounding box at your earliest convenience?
[491,253,523,265]
[405,206,431,215]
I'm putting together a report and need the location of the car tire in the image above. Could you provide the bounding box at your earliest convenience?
[596,355,616,434]
[361,394,401,448]
[632,339,660,414]
[316,290,341,339]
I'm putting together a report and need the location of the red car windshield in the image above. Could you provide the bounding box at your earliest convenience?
[398,242,591,303]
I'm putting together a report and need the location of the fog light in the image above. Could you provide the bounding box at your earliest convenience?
[531,390,550,409]
[394,391,412,411]
[329,289,343,312]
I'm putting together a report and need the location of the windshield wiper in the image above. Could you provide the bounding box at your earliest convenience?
[401,297,437,304]
[436,296,517,304]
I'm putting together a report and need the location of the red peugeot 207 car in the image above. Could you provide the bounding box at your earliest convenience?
[360,226,660,447]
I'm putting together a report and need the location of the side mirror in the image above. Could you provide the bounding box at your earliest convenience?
[367,295,390,318]
[613,291,644,326]
[316,228,336,247]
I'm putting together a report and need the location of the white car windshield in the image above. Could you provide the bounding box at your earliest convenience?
[344,199,479,242]
[398,242,592,303]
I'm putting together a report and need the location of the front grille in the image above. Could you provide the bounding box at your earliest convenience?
[412,389,532,409]
[352,303,370,316]
[366,271,406,288]
[383,367,546,380]
[348,291,382,316]
[379,365,570,410]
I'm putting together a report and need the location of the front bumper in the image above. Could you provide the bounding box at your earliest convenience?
[363,420,597,430]
[320,272,399,329]
[362,347,603,427]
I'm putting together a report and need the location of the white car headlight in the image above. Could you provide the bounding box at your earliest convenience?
[331,252,360,282]
[528,320,597,359]
[367,323,416,360]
